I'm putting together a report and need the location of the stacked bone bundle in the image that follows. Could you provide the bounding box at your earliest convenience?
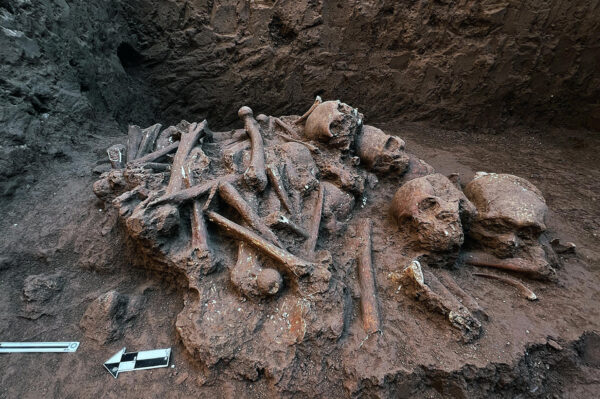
[94,98,567,383]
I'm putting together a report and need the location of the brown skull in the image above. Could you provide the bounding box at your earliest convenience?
[464,172,548,258]
[304,100,362,151]
[391,173,477,256]
[356,125,409,174]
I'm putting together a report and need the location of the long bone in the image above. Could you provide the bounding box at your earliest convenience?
[437,270,487,320]
[266,164,293,215]
[206,211,315,277]
[127,125,144,162]
[149,175,238,207]
[392,260,482,342]
[231,242,283,297]
[356,218,381,334]
[166,121,207,194]
[136,123,162,158]
[238,106,268,191]
[294,96,322,125]
[129,141,179,165]
[302,183,324,258]
[218,181,282,246]
[183,166,209,253]
[265,212,309,238]
[463,251,556,281]
[473,272,537,301]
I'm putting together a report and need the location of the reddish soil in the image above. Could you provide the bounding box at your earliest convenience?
[1,119,598,398]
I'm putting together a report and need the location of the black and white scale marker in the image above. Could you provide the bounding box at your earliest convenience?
[104,347,171,378]
[0,342,79,353]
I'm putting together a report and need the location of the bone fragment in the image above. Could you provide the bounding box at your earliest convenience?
[303,183,324,257]
[127,125,144,162]
[294,96,322,125]
[207,211,315,277]
[140,162,170,171]
[356,218,381,334]
[218,181,282,246]
[130,141,179,165]
[107,144,126,169]
[266,165,293,214]
[166,121,207,194]
[473,272,538,301]
[238,106,268,191]
[220,130,248,147]
[463,251,555,281]
[183,168,209,253]
[265,212,309,238]
[550,238,576,254]
[393,260,482,342]
[136,123,162,158]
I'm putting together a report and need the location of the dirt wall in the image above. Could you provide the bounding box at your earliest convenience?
[124,0,600,129]
[1,0,599,196]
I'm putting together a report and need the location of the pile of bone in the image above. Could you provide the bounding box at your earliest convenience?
[94,98,569,348]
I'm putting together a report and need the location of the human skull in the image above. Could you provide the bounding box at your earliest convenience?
[391,173,477,256]
[464,172,548,258]
[304,100,362,151]
[356,125,409,174]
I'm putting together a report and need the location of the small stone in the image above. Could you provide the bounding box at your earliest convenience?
[547,339,562,351]
[175,372,188,385]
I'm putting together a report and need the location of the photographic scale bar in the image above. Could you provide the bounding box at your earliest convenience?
[0,342,80,353]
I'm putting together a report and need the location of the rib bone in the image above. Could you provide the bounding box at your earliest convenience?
[357,218,381,334]
[207,211,315,277]
[238,106,268,191]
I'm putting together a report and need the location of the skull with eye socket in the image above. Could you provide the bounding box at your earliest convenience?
[391,173,477,265]
[464,172,548,258]
[356,125,410,175]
